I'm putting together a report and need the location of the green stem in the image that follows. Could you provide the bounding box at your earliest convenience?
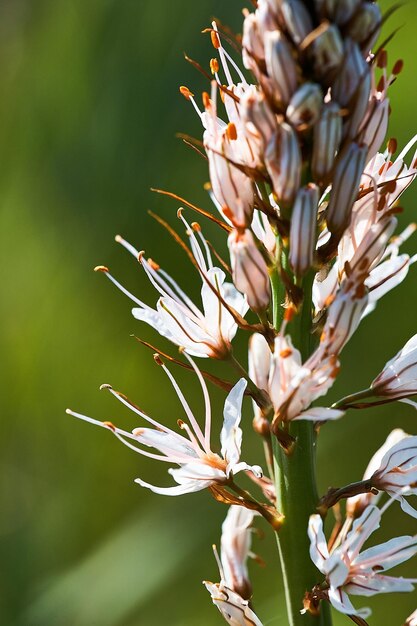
[272,269,332,626]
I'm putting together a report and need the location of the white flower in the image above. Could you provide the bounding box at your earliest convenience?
[67,355,262,496]
[372,334,417,400]
[309,503,417,619]
[249,333,343,424]
[347,429,409,518]
[369,433,417,519]
[204,582,263,626]
[220,506,257,599]
[96,216,248,359]
[228,229,271,312]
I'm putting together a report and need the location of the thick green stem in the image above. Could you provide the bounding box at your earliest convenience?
[272,270,332,626]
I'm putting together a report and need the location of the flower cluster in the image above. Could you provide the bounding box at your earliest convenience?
[69,1,417,625]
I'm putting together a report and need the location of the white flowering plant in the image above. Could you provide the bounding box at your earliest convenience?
[68,1,417,624]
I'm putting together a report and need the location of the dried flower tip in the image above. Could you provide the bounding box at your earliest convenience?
[286,82,323,131]
[312,102,342,182]
[228,229,271,312]
[289,184,319,276]
[94,265,109,273]
[326,143,367,236]
[264,30,298,107]
[179,85,194,100]
[210,58,219,74]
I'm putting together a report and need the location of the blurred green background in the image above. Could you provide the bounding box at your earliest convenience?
[1,1,417,624]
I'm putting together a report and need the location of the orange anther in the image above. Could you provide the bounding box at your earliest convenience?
[103,421,116,431]
[280,348,293,358]
[179,86,194,100]
[211,30,220,49]
[388,138,397,155]
[210,58,219,74]
[226,122,238,141]
[284,306,296,322]
[94,265,109,273]
[153,353,163,365]
[148,258,160,271]
[202,91,211,108]
[191,221,201,232]
[324,294,335,308]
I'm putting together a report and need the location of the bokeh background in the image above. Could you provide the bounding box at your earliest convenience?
[1,1,417,624]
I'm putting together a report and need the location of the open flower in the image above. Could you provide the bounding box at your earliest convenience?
[346,429,408,519]
[372,334,417,401]
[67,354,262,496]
[309,502,417,619]
[96,215,248,359]
[249,333,343,425]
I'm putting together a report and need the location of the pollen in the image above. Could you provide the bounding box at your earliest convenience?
[226,122,238,141]
[179,86,194,100]
[210,58,219,74]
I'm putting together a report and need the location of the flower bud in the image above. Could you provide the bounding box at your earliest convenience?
[241,90,277,148]
[312,102,343,182]
[315,0,361,26]
[249,333,271,395]
[344,66,372,139]
[332,39,369,108]
[360,98,389,162]
[228,229,271,312]
[206,137,254,229]
[289,184,319,276]
[371,334,417,399]
[286,82,323,130]
[264,30,298,107]
[242,13,265,71]
[310,24,344,79]
[346,429,408,519]
[326,142,367,236]
[220,506,256,600]
[280,0,313,45]
[265,122,301,206]
[347,3,382,49]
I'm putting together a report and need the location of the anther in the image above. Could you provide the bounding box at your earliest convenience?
[284,306,296,322]
[100,384,113,391]
[179,86,194,100]
[280,348,293,358]
[202,91,211,108]
[103,421,116,431]
[377,49,387,69]
[211,30,220,49]
[148,258,160,271]
[94,265,109,273]
[153,353,164,366]
[138,250,145,262]
[191,222,201,232]
[388,138,397,155]
[392,59,404,76]
[226,122,237,141]
[210,58,219,74]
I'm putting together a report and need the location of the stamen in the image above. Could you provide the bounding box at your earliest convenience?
[183,351,212,452]
[115,234,141,259]
[96,267,150,309]
[159,361,207,449]
[212,543,226,581]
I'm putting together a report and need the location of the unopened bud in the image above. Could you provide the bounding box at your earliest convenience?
[315,0,361,27]
[286,82,323,130]
[344,66,372,139]
[310,24,344,79]
[332,39,369,108]
[264,30,298,106]
[248,333,271,394]
[281,0,313,45]
[312,102,342,182]
[242,13,265,71]
[241,90,277,148]
[347,3,382,49]
[265,122,301,206]
[289,184,319,276]
[228,229,271,312]
[327,142,367,236]
[360,98,390,163]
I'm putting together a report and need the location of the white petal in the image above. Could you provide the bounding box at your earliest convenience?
[221,379,247,468]
[328,587,371,619]
[133,428,198,459]
[169,462,225,484]
[308,514,329,573]
[347,574,415,596]
[134,477,206,496]
[292,407,344,421]
[355,535,417,572]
